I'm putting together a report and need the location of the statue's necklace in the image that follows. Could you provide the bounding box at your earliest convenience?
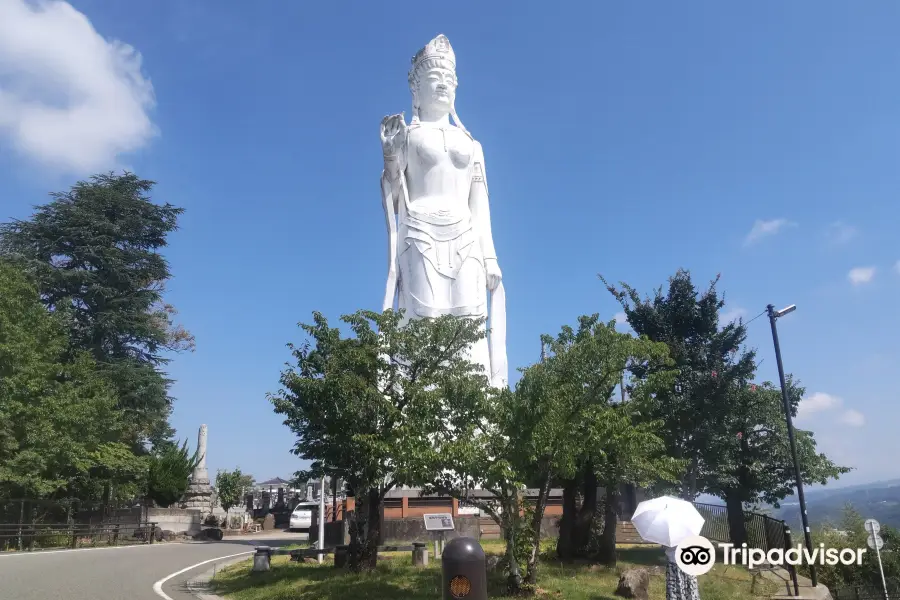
[419,123,450,152]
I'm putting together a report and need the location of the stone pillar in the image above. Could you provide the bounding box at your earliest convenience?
[181,424,214,518]
[252,546,272,572]
[413,542,429,567]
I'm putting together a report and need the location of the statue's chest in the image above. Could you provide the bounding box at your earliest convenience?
[409,128,473,172]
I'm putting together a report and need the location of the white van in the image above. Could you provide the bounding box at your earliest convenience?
[289,502,315,531]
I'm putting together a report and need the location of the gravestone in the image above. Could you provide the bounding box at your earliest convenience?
[262,513,275,531]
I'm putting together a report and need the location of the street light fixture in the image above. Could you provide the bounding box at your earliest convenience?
[773,304,796,318]
[766,303,817,589]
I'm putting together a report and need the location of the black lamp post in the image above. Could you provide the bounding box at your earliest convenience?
[766,303,817,589]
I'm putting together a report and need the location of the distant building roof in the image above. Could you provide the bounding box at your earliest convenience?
[257,477,291,486]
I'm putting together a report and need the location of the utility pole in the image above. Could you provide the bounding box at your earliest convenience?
[767,304,817,588]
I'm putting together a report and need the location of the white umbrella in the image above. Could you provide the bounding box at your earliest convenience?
[631,495,705,548]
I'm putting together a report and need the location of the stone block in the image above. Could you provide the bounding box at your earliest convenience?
[192,528,223,541]
[615,567,650,600]
[262,514,275,531]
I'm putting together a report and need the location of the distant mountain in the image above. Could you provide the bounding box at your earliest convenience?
[772,479,900,530]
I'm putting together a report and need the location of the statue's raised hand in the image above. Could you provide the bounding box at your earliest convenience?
[380,113,407,156]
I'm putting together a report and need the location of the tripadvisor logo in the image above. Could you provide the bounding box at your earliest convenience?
[674,535,867,576]
[675,536,716,576]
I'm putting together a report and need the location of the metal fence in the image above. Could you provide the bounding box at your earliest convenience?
[693,502,787,551]
[693,501,800,594]
[0,522,159,552]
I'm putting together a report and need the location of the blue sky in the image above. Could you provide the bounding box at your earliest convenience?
[1,1,898,491]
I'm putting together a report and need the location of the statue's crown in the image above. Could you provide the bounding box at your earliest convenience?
[409,34,456,78]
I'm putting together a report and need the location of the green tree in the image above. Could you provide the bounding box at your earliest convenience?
[604,269,847,547]
[0,172,193,448]
[706,380,850,544]
[533,316,681,568]
[269,309,489,571]
[0,261,142,508]
[215,469,255,515]
[602,269,756,500]
[812,505,900,592]
[420,384,532,593]
[145,440,199,508]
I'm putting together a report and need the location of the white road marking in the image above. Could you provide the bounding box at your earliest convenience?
[0,542,172,558]
[152,551,253,600]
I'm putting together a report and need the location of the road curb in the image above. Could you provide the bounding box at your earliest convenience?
[184,555,252,600]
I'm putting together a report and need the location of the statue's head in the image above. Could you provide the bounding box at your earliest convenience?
[408,34,466,130]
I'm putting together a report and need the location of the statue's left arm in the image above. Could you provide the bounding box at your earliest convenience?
[469,141,501,290]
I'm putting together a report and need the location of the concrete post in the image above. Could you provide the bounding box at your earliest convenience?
[412,542,429,568]
[252,546,271,572]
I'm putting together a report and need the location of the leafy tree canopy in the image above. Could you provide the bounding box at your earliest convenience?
[602,269,756,498]
[0,172,192,447]
[269,309,490,569]
[215,468,255,513]
[0,260,141,502]
[146,440,199,508]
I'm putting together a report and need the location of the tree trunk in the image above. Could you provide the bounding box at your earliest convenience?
[573,463,597,556]
[597,483,621,567]
[362,488,382,570]
[556,478,578,561]
[347,495,368,571]
[502,495,524,595]
[681,454,699,500]
[725,489,747,548]
[524,473,551,586]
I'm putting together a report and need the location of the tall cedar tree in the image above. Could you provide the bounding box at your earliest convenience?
[270,309,490,571]
[0,173,193,448]
[0,261,143,511]
[602,269,756,501]
[604,269,847,545]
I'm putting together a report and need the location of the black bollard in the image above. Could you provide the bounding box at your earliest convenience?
[441,537,487,600]
[334,545,349,568]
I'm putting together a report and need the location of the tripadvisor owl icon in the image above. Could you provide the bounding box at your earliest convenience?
[675,535,716,576]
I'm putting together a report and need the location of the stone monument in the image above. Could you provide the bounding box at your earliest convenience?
[181,424,214,514]
[380,34,508,388]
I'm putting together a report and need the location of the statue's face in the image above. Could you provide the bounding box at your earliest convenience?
[417,67,456,112]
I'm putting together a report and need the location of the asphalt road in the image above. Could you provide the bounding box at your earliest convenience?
[0,533,306,600]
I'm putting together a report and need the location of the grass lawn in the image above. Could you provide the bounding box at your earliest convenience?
[212,540,777,600]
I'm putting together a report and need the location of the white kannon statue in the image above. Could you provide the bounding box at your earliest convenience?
[380,34,508,388]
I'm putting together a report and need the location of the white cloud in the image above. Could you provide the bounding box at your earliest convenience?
[894,260,900,275]
[614,312,627,325]
[0,0,157,173]
[826,221,858,245]
[848,266,876,286]
[744,218,792,245]
[798,392,842,419]
[840,409,865,427]
[720,306,747,324]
